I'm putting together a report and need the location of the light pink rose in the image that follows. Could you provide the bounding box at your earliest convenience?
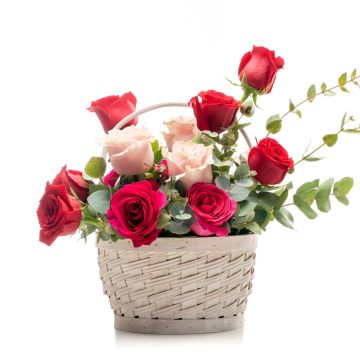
[162,116,199,151]
[100,126,154,175]
[163,141,213,190]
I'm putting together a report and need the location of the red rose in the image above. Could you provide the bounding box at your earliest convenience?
[103,169,120,187]
[189,90,240,133]
[238,46,284,94]
[37,183,81,246]
[248,138,294,185]
[188,183,236,237]
[107,180,166,247]
[52,166,89,202]
[88,92,137,132]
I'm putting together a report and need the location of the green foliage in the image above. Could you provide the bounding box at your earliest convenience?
[315,178,334,212]
[304,156,324,162]
[274,208,294,229]
[256,192,280,210]
[307,84,316,102]
[323,134,338,147]
[152,139,163,164]
[229,185,250,202]
[293,194,318,219]
[333,177,354,205]
[87,190,111,214]
[266,114,282,134]
[157,210,171,228]
[215,176,231,191]
[338,72,349,92]
[85,157,106,179]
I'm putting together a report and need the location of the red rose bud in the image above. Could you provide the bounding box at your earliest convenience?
[189,90,240,133]
[37,183,82,246]
[188,183,236,237]
[103,169,120,188]
[248,138,294,185]
[107,180,166,247]
[52,166,89,202]
[88,92,137,132]
[238,46,284,94]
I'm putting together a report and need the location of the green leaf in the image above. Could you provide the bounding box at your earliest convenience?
[333,177,353,206]
[298,189,317,205]
[157,210,171,228]
[266,114,282,134]
[253,207,270,228]
[151,139,159,153]
[169,202,186,217]
[82,204,98,219]
[293,194,318,219]
[315,178,334,212]
[338,72,347,86]
[323,134,338,147]
[296,179,320,194]
[215,176,231,191]
[237,200,257,216]
[307,84,316,102]
[234,162,250,180]
[87,190,111,214]
[351,68,359,87]
[343,129,360,134]
[289,99,295,111]
[274,208,294,229]
[244,222,262,235]
[304,156,324,162]
[321,82,327,92]
[257,192,280,210]
[85,157,106,179]
[276,188,288,209]
[340,112,347,129]
[165,221,191,235]
[293,108,302,118]
[89,184,113,194]
[235,178,253,187]
[324,90,336,96]
[229,185,250,202]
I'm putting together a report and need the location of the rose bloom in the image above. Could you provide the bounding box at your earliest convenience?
[88,92,137,132]
[248,138,294,185]
[162,116,199,151]
[101,126,154,176]
[103,169,120,187]
[52,165,89,202]
[37,183,81,246]
[189,90,240,133]
[163,141,213,190]
[238,46,284,94]
[188,183,236,236]
[107,180,166,247]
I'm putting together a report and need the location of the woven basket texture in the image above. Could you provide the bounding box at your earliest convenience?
[98,235,257,324]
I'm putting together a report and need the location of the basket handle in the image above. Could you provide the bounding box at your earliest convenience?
[102,102,253,158]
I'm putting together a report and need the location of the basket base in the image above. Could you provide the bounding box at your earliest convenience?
[114,314,244,335]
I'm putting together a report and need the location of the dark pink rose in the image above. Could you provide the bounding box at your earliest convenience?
[107,180,166,247]
[187,183,236,236]
[103,169,120,187]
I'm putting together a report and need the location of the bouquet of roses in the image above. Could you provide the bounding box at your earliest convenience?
[37,46,359,248]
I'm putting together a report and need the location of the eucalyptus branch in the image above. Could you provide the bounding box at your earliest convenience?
[266,72,360,137]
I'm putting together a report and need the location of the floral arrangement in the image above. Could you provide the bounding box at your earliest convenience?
[37,46,359,247]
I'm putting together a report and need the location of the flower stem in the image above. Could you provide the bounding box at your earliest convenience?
[266,74,360,137]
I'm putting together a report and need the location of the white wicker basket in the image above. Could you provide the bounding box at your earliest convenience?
[98,102,256,334]
[98,235,257,334]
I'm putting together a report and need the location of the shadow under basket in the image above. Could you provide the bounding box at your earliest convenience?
[97,234,257,334]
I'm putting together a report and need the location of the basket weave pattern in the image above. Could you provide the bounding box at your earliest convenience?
[98,235,256,331]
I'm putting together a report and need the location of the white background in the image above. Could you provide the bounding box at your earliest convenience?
[1,0,360,359]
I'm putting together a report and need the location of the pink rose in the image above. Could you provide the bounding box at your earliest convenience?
[163,141,213,190]
[107,180,166,247]
[100,126,154,176]
[188,183,236,236]
[52,165,89,202]
[103,169,120,187]
[162,116,199,151]
[88,92,137,132]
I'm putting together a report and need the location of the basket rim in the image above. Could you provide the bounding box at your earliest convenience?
[97,234,257,252]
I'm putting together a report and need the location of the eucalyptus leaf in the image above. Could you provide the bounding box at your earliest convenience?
[296,179,319,194]
[215,176,231,191]
[266,114,282,134]
[253,207,269,228]
[304,156,324,162]
[338,72,347,86]
[157,210,171,228]
[257,192,280,210]
[244,222,262,235]
[343,129,360,134]
[87,190,111,214]
[234,162,250,180]
[307,84,316,102]
[237,200,257,216]
[274,208,294,229]
[235,178,253,187]
[293,194,318,219]
[165,221,191,235]
[333,177,353,206]
[323,134,338,147]
[229,185,250,202]
[315,178,334,212]
[85,157,106,179]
